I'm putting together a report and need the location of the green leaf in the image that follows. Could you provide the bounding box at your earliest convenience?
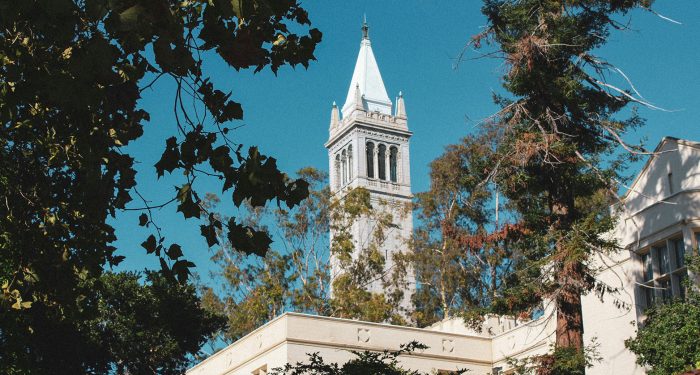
[172,259,196,283]
[118,4,145,31]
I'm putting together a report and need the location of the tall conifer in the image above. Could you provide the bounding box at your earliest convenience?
[475,0,659,371]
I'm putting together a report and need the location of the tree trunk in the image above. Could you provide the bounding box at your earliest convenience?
[552,197,585,353]
[555,260,584,351]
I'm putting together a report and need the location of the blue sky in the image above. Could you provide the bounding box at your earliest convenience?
[113,1,700,278]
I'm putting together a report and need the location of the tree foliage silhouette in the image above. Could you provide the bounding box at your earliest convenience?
[0,0,320,372]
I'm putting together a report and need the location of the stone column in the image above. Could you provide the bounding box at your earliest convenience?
[373,146,379,180]
[384,145,390,182]
[397,149,402,184]
[341,153,346,185]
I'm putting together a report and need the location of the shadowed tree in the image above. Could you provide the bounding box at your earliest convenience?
[0,0,320,372]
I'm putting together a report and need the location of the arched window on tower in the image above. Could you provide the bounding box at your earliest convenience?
[348,145,353,181]
[378,144,387,180]
[389,146,398,183]
[366,142,375,178]
[341,149,347,185]
[335,154,341,189]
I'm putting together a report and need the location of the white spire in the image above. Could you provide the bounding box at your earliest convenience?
[329,101,339,132]
[395,91,406,119]
[341,20,392,117]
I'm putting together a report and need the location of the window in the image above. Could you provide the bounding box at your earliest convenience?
[389,146,398,182]
[639,234,691,308]
[366,142,374,178]
[655,244,670,275]
[378,144,387,180]
[643,284,655,308]
[671,237,685,268]
[667,172,674,194]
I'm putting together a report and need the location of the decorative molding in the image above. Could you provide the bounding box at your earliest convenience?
[357,128,408,143]
[357,328,371,343]
[442,338,455,353]
[326,122,411,149]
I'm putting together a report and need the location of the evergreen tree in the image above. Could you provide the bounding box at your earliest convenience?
[472,0,659,371]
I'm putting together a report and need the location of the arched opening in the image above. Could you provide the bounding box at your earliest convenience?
[378,144,386,180]
[341,149,347,185]
[348,145,353,181]
[335,154,341,189]
[389,146,398,183]
[366,142,375,178]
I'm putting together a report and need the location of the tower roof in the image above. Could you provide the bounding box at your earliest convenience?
[341,21,392,117]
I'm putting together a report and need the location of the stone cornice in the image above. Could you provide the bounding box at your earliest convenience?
[326,116,411,149]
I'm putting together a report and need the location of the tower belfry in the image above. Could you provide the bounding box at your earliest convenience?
[326,21,414,312]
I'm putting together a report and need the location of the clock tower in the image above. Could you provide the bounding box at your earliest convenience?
[325,21,414,312]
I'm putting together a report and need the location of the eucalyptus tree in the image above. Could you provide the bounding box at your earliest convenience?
[202,169,407,343]
[409,132,527,328]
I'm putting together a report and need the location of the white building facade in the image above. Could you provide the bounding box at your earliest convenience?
[187,23,700,375]
[582,137,700,375]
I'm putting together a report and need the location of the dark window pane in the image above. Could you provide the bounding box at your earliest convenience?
[348,145,353,181]
[378,144,386,180]
[642,253,653,281]
[656,245,670,275]
[389,147,398,182]
[674,273,687,300]
[644,285,655,308]
[366,143,374,178]
[660,279,671,303]
[672,238,685,268]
